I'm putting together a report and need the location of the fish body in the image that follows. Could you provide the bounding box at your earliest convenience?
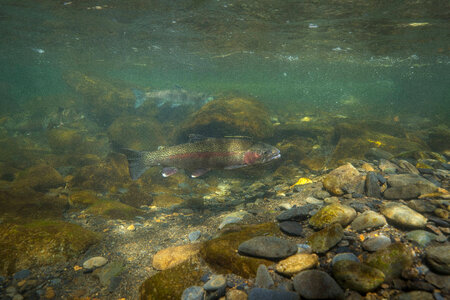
[133,88,212,109]
[123,137,281,179]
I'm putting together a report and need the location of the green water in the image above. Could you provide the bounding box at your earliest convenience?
[1,0,449,119]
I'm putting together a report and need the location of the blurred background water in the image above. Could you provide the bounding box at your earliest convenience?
[1,0,448,119]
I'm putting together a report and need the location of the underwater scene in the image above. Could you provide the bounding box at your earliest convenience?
[0,0,449,299]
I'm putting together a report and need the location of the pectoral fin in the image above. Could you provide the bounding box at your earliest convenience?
[191,168,210,178]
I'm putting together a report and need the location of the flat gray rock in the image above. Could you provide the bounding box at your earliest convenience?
[293,270,344,299]
[255,264,274,289]
[384,174,438,200]
[363,235,392,252]
[238,236,298,260]
[426,244,450,275]
[181,286,205,300]
[248,287,299,300]
[276,205,313,222]
[406,230,437,247]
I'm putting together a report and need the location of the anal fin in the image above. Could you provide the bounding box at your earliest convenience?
[162,167,178,177]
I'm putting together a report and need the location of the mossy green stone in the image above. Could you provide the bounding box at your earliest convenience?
[306,223,344,254]
[332,260,385,293]
[86,199,141,220]
[200,223,279,278]
[364,243,413,281]
[309,203,356,229]
[139,257,206,300]
[0,220,100,275]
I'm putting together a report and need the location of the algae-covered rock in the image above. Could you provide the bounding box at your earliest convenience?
[47,128,83,153]
[140,257,207,300]
[178,98,274,140]
[63,72,134,122]
[152,243,202,271]
[309,203,356,229]
[425,244,450,275]
[200,223,278,278]
[71,153,130,191]
[332,260,385,293]
[364,243,414,281]
[275,253,319,276]
[86,199,141,220]
[323,163,364,196]
[107,115,165,150]
[0,220,100,275]
[307,223,344,254]
[69,190,99,208]
[0,189,68,222]
[328,122,428,167]
[13,164,65,192]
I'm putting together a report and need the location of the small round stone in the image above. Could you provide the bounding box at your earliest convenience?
[203,275,226,291]
[83,256,108,269]
[181,286,205,300]
[279,221,303,236]
[188,230,201,242]
[362,235,391,252]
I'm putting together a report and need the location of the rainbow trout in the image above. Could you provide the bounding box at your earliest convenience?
[123,136,281,179]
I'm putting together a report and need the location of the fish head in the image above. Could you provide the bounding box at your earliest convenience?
[244,142,281,165]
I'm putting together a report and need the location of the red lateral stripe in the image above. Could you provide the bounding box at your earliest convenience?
[168,151,239,160]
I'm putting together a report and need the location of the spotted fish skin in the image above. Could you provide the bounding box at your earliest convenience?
[123,138,281,179]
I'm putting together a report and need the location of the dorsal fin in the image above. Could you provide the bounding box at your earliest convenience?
[188,134,208,143]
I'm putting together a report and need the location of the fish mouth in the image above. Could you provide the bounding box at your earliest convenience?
[264,150,281,163]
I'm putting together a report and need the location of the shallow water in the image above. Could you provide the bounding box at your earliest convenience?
[0,0,449,299]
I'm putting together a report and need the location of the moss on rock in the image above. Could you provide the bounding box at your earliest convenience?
[200,223,279,278]
[178,97,274,140]
[140,257,207,300]
[0,220,100,276]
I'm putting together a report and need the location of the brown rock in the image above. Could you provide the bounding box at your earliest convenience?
[323,163,364,196]
[275,253,319,276]
[152,243,202,270]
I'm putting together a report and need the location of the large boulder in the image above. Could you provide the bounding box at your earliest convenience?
[322,163,365,196]
[178,98,274,140]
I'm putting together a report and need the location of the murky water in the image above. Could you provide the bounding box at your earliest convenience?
[0,0,449,299]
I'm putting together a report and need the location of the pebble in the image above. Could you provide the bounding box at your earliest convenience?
[365,172,381,198]
[188,230,201,242]
[276,205,313,222]
[279,221,303,236]
[332,253,360,266]
[255,264,274,288]
[238,236,298,260]
[309,203,356,229]
[279,203,293,210]
[83,256,108,270]
[93,261,124,287]
[219,211,249,229]
[405,230,437,247]
[380,202,427,228]
[407,200,436,213]
[313,190,331,200]
[181,286,205,300]
[248,287,299,300]
[362,235,392,252]
[305,196,323,205]
[392,291,434,300]
[425,244,450,274]
[203,274,226,291]
[293,270,343,299]
[307,223,344,253]
[351,211,387,232]
[332,260,385,293]
[13,269,31,280]
[424,272,450,289]
[226,289,248,300]
[275,253,319,276]
[296,244,312,254]
[379,159,399,174]
[322,163,365,196]
[127,224,135,231]
[6,286,17,297]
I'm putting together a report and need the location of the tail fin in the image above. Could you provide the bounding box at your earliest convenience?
[121,149,151,180]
